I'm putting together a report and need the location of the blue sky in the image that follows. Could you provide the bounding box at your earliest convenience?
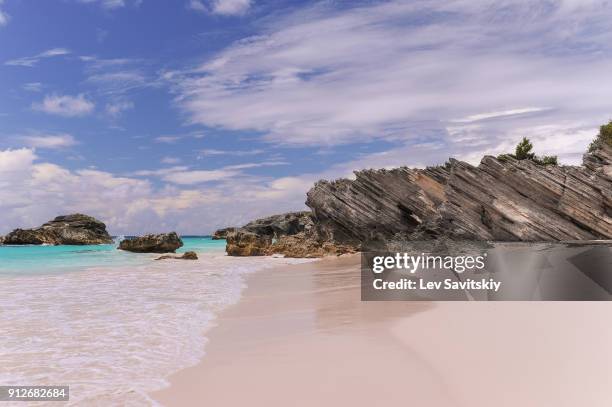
[1,0,611,234]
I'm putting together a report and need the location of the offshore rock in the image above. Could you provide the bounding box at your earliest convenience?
[119,232,183,253]
[2,214,113,245]
[155,251,198,260]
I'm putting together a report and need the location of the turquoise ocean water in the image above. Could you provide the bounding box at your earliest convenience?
[0,236,226,275]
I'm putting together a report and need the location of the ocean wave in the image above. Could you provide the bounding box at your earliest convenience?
[0,252,313,406]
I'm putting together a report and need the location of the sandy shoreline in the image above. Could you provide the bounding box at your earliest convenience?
[152,254,612,407]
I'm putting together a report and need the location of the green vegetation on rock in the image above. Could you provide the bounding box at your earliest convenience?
[497,137,558,166]
[589,120,612,152]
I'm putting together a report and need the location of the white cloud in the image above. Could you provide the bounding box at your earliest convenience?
[0,148,36,173]
[87,71,147,95]
[23,82,43,92]
[162,169,239,184]
[154,136,182,144]
[75,0,140,9]
[187,0,206,12]
[187,0,251,15]
[5,48,70,67]
[451,108,553,123]
[134,160,287,185]
[161,157,181,164]
[211,0,251,15]
[33,94,95,117]
[20,134,77,150]
[0,0,9,27]
[169,0,612,163]
[199,148,264,157]
[105,100,134,117]
[0,149,309,234]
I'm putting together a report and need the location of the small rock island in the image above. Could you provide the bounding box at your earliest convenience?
[118,232,184,253]
[2,214,113,245]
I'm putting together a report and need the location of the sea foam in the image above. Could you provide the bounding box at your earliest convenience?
[0,250,312,406]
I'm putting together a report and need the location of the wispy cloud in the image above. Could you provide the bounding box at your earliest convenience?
[134,160,287,185]
[154,136,183,144]
[0,0,9,27]
[75,0,141,10]
[169,0,612,161]
[187,0,207,12]
[451,107,552,123]
[105,100,134,117]
[33,94,95,117]
[161,157,182,164]
[199,148,264,156]
[154,132,205,144]
[187,0,252,15]
[23,82,43,92]
[211,0,251,15]
[5,48,70,67]
[20,134,77,149]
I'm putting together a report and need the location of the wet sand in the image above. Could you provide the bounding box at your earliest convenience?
[152,254,612,407]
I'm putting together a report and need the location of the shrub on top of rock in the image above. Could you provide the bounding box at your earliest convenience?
[497,137,558,166]
[589,120,612,152]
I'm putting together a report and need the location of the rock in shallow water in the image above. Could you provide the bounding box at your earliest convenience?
[155,251,198,261]
[2,214,113,245]
[119,232,183,253]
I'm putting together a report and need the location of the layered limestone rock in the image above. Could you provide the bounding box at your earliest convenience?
[2,214,113,245]
[305,165,450,247]
[224,143,611,257]
[119,232,183,253]
[306,143,612,247]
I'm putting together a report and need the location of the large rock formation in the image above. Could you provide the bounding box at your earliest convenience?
[306,143,612,248]
[119,232,183,253]
[222,143,611,257]
[2,214,113,245]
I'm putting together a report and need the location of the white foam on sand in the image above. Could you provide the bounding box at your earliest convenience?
[0,251,313,406]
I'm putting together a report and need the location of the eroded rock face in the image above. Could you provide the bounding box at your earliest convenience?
[225,212,314,256]
[306,144,612,247]
[223,144,611,257]
[119,232,183,253]
[305,166,450,247]
[3,214,113,245]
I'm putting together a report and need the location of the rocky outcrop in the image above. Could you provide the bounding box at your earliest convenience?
[225,211,358,257]
[2,214,113,245]
[223,143,611,257]
[305,165,450,247]
[306,143,612,248]
[119,232,183,253]
[225,212,316,256]
[212,227,236,240]
[155,251,198,260]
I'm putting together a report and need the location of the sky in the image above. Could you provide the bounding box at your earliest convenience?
[1,0,611,235]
